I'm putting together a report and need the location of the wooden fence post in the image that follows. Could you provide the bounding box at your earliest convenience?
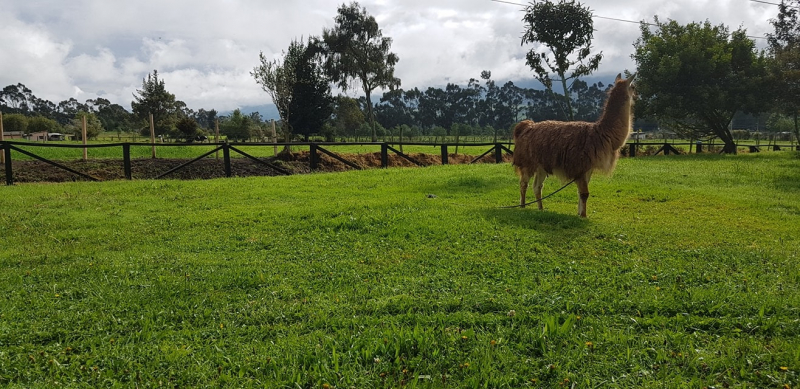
[122,143,132,180]
[441,144,448,165]
[381,143,388,168]
[0,110,4,165]
[215,118,220,160]
[310,143,319,170]
[222,143,231,177]
[149,113,156,159]
[495,143,503,163]
[271,120,277,156]
[82,115,88,161]
[628,143,636,157]
[4,144,12,185]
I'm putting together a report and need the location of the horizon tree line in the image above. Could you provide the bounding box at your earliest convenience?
[2,0,800,150]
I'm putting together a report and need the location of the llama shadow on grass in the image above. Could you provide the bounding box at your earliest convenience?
[482,208,590,237]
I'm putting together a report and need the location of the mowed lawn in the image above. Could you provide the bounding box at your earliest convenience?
[0,152,798,388]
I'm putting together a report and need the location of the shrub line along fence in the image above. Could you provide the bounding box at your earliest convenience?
[0,140,797,186]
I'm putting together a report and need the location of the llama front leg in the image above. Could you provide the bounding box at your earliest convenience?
[576,175,590,218]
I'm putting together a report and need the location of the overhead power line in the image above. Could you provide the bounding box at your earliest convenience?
[491,0,767,39]
[748,0,799,8]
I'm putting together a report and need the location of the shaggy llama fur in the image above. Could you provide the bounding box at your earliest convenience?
[512,73,636,217]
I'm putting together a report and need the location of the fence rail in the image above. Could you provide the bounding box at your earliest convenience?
[0,141,512,185]
[1,140,798,185]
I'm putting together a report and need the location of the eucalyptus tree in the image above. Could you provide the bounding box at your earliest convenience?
[521,0,602,121]
[317,1,400,141]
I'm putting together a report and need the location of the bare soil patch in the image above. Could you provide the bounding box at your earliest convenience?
[3,151,512,183]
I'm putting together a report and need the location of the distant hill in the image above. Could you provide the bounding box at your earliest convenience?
[220,104,280,121]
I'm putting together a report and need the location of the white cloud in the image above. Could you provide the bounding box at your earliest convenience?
[0,0,779,115]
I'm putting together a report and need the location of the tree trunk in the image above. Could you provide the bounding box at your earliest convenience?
[717,128,737,154]
[365,87,377,142]
[560,74,574,121]
[794,111,800,145]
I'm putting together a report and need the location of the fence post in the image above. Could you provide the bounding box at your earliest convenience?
[222,143,232,177]
[82,115,88,161]
[628,143,636,157]
[4,143,12,185]
[495,143,503,163]
[149,113,156,159]
[0,111,4,165]
[310,143,318,170]
[441,144,448,165]
[381,143,388,168]
[122,143,132,180]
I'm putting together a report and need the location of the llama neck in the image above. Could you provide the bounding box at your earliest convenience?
[596,90,633,147]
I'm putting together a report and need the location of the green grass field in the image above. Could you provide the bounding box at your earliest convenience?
[1,152,798,388]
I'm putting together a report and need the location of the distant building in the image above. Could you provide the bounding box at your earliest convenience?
[25,132,67,141]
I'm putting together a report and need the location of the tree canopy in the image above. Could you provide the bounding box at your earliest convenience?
[317,1,400,141]
[219,109,253,142]
[521,0,602,121]
[767,0,800,143]
[131,70,180,136]
[252,41,303,145]
[633,18,769,153]
[289,41,333,140]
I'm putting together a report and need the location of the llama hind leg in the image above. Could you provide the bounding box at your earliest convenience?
[532,168,547,210]
[519,169,532,208]
[576,174,591,218]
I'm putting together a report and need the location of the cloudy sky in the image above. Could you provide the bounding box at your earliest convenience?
[0,0,777,117]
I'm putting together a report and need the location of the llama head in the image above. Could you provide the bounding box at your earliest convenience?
[612,73,637,105]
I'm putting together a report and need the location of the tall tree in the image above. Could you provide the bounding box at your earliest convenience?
[175,117,200,141]
[0,84,33,114]
[219,109,253,142]
[633,19,768,153]
[69,111,104,140]
[2,113,28,133]
[27,116,61,135]
[332,96,365,139]
[87,98,134,135]
[56,98,90,125]
[195,108,218,131]
[290,41,334,140]
[767,0,800,143]
[521,0,602,121]
[318,1,401,141]
[131,70,179,136]
[375,89,413,129]
[252,40,304,147]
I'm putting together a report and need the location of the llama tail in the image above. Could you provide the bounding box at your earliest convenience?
[513,120,534,140]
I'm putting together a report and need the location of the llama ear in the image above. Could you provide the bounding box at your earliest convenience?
[627,73,637,82]
[615,73,622,82]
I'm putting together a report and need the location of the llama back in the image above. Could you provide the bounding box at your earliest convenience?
[513,120,596,180]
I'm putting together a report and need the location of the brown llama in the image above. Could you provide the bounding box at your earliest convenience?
[512,73,636,218]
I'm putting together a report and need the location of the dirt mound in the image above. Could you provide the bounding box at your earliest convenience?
[3,151,512,183]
